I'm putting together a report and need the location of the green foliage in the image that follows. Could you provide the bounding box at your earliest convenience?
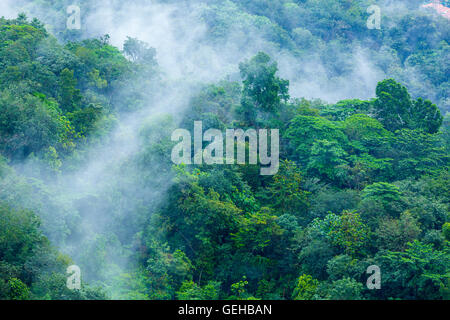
[0,90,66,160]
[377,241,449,300]
[292,274,319,300]
[0,203,106,300]
[312,211,371,257]
[0,204,44,265]
[374,79,415,132]
[59,68,81,112]
[260,160,310,216]
[443,223,450,242]
[326,255,365,282]
[176,280,221,300]
[327,277,363,300]
[321,100,372,121]
[123,37,157,65]
[285,115,348,165]
[8,278,30,300]
[231,207,283,254]
[307,139,348,183]
[360,182,404,219]
[231,277,251,300]
[238,52,289,124]
[374,79,443,133]
[389,129,448,179]
[343,114,391,152]
[375,211,421,251]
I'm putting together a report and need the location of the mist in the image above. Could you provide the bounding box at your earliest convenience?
[3,0,402,101]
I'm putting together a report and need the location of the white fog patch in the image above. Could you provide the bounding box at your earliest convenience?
[278,48,386,103]
[0,0,20,19]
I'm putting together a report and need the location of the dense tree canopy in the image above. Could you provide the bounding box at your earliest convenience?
[0,0,448,300]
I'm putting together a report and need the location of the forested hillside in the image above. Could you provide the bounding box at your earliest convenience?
[0,0,448,300]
